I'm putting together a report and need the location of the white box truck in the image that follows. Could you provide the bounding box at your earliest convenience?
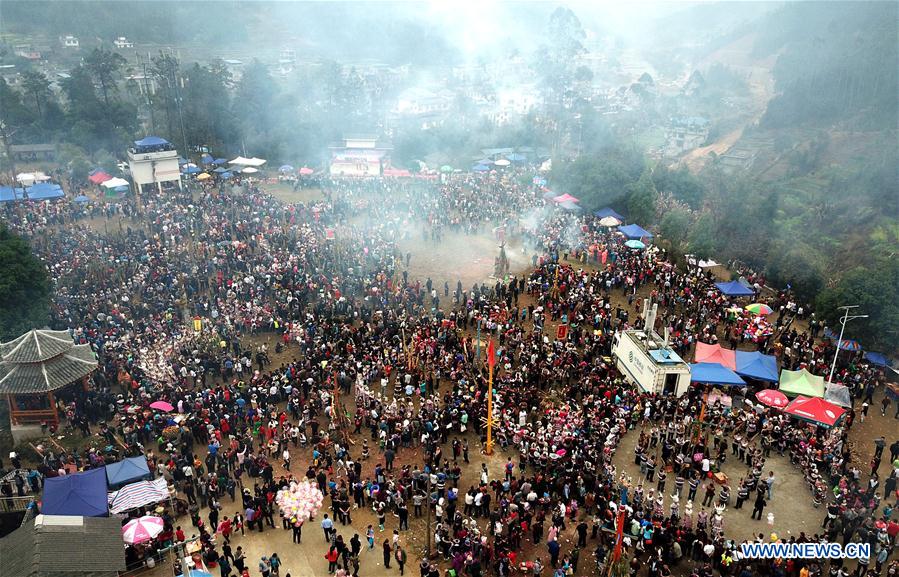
[612,329,691,397]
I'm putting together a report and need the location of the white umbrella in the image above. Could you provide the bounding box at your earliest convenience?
[241,167,259,174]
[494,159,511,167]
[599,216,621,227]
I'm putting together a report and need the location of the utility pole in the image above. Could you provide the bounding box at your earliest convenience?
[142,52,156,132]
[827,305,868,383]
[425,471,431,559]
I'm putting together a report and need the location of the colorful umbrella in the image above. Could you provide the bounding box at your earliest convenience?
[149,400,174,412]
[122,515,164,544]
[440,165,453,173]
[196,173,212,181]
[837,339,862,352]
[299,167,314,175]
[755,389,788,408]
[624,240,646,249]
[745,303,773,316]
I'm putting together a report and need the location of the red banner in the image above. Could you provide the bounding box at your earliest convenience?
[556,324,568,340]
[612,507,626,562]
[487,339,496,369]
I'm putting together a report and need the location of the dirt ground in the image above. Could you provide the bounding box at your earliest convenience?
[398,231,533,289]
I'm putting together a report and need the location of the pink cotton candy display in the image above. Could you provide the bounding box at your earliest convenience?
[275,480,324,523]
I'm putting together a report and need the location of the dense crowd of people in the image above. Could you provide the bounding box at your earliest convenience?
[0,169,895,577]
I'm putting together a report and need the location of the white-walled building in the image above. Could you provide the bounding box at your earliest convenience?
[126,136,181,196]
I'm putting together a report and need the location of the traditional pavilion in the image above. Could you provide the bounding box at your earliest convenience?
[0,329,97,426]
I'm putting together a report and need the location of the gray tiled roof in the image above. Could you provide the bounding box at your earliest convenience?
[0,343,97,394]
[1,329,78,363]
[0,515,125,577]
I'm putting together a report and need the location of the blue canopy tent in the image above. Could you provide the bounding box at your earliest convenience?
[212,158,227,165]
[73,194,90,203]
[865,352,892,367]
[735,350,779,382]
[220,171,234,179]
[594,207,624,221]
[182,165,201,175]
[106,456,152,489]
[134,136,169,147]
[213,167,228,174]
[41,467,108,517]
[472,164,490,172]
[618,224,654,240]
[690,362,747,386]
[200,154,214,164]
[25,183,65,200]
[715,280,756,297]
[0,186,25,202]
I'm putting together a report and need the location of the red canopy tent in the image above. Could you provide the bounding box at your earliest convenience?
[88,171,112,184]
[552,193,579,204]
[784,396,846,427]
[694,342,736,370]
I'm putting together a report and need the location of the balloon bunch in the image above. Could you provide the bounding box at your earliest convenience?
[275,480,324,524]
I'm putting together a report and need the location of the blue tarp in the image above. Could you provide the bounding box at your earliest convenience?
[0,186,25,202]
[134,136,169,147]
[715,280,756,297]
[472,164,490,172]
[618,223,654,240]
[182,166,201,174]
[594,207,624,220]
[25,183,65,200]
[735,351,779,382]
[73,195,90,203]
[105,456,151,488]
[690,362,747,386]
[42,467,108,517]
[865,352,891,367]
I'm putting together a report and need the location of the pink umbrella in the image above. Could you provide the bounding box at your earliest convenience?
[122,515,164,544]
[299,167,314,175]
[755,389,789,408]
[149,400,174,412]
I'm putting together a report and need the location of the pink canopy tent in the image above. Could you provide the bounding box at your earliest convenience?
[694,342,736,370]
[552,193,579,204]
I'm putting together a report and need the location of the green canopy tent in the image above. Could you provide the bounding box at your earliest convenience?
[779,368,825,398]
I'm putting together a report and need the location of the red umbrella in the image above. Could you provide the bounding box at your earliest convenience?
[755,389,788,408]
[149,400,174,412]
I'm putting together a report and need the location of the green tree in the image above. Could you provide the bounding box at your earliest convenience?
[816,259,899,350]
[83,47,127,107]
[20,71,51,121]
[0,225,50,341]
[626,169,659,225]
[659,207,692,248]
[688,213,719,258]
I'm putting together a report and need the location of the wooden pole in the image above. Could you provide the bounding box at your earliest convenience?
[486,361,494,456]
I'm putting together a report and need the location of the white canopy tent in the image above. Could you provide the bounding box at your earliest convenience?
[102,177,130,189]
[228,156,266,167]
[15,172,51,186]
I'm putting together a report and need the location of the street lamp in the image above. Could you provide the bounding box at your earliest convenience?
[827,305,868,383]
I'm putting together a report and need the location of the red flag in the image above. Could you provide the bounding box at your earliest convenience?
[487,339,496,369]
[612,507,626,562]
